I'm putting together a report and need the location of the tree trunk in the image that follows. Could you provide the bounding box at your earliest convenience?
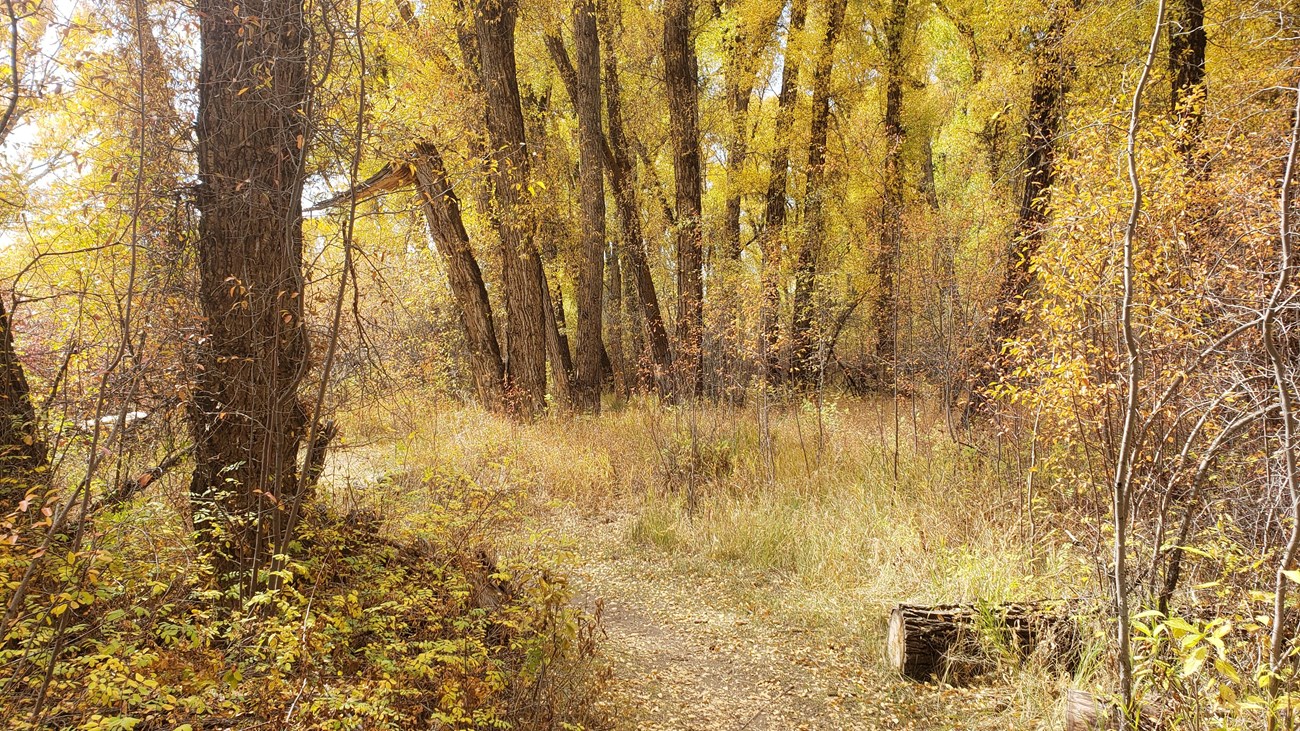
[760,0,807,383]
[621,249,649,391]
[1168,0,1205,168]
[192,0,311,597]
[602,8,672,390]
[983,11,1071,356]
[474,0,551,416]
[413,142,507,411]
[572,0,606,412]
[872,0,908,390]
[605,243,626,395]
[887,603,1079,682]
[663,0,703,398]
[0,296,44,508]
[791,0,846,386]
[721,74,750,261]
[540,259,575,407]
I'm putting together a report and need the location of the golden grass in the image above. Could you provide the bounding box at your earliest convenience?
[331,387,1101,729]
[339,388,1086,614]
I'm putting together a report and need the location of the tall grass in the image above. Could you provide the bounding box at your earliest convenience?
[341,389,1087,620]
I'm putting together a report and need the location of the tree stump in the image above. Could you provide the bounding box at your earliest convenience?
[887,602,1079,682]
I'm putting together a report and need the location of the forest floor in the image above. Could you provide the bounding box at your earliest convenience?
[330,400,1075,729]
[547,509,1062,731]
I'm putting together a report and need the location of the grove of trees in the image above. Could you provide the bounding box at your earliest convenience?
[2,0,1300,726]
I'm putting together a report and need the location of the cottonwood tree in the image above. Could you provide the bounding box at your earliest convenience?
[871,0,909,390]
[572,0,606,413]
[190,0,314,597]
[0,0,45,508]
[663,0,704,397]
[474,0,557,415]
[759,0,806,382]
[791,0,847,385]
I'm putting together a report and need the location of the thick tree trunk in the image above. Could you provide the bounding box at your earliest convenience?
[984,13,1070,354]
[550,9,674,392]
[760,0,807,383]
[192,0,311,597]
[1168,0,1205,168]
[663,0,704,397]
[413,142,507,411]
[791,0,846,386]
[0,296,44,508]
[872,0,908,390]
[474,0,552,416]
[573,0,606,412]
[887,603,1079,682]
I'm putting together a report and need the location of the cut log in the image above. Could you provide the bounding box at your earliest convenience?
[1065,689,1166,731]
[887,602,1079,682]
[1066,689,1113,731]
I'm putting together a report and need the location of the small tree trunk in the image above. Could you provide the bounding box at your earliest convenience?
[791,0,846,386]
[872,0,908,390]
[1168,0,1205,169]
[605,243,627,395]
[663,0,704,397]
[413,142,507,411]
[622,246,648,390]
[599,4,673,389]
[760,0,807,383]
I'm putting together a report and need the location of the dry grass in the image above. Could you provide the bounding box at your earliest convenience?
[340,388,1087,626]
[329,388,1107,728]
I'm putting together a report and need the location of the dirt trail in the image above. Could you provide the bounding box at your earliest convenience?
[554,512,1022,731]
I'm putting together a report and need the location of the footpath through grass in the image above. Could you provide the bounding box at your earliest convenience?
[338,391,1096,729]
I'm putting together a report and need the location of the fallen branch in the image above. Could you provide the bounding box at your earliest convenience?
[88,444,193,515]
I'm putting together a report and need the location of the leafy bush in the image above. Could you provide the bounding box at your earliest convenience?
[1,466,603,730]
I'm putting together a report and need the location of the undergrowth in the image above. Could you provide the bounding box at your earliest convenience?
[0,400,608,730]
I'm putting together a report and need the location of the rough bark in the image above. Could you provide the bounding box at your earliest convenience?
[573,0,606,412]
[549,14,672,392]
[474,0,551,416]
[413,142,507,411]
[544,30,616,176]
[791,0,846,385]
[872,0,908,389]
[760,0,807,382]
[986,12,1070,350]
[720,8,775,260]
[0,296,44,508]
[192,0,311,596]
[1168,0,1205,168]
[663,0,704,397]
[887,603,1079,682]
